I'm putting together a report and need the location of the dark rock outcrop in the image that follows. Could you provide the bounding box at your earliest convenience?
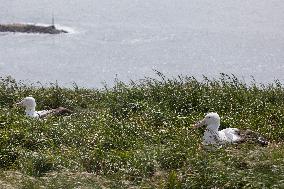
[0,23,68,34]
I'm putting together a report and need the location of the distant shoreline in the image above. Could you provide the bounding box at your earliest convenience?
[0,23,68,34]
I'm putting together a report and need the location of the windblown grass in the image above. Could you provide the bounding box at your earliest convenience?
[1,74,284,188]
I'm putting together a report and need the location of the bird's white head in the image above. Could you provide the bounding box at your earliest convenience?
[16,96,37,109]
[194,112,220,130]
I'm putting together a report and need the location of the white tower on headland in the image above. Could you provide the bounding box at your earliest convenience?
[51,13,55,28]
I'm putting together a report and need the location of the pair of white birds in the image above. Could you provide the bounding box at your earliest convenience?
[194,112,268,146]
[16,96,72,118]
[16,97,267,147]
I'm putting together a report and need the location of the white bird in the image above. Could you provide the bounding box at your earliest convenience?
[194,112,268,147]
[16,96,72,118]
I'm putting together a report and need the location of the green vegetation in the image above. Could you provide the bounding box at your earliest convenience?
[1,73,284,188]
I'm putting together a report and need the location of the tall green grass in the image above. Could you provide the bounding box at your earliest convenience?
[0,74,284,188]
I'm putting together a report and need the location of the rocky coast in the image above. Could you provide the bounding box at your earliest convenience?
[0,23,67,34]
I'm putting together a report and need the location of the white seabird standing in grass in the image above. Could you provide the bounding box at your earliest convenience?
[16,96,72,118]
[194,112,268,147]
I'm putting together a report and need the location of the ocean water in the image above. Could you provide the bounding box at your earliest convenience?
[0,0,283,88]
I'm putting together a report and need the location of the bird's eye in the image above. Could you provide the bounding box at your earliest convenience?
[208,116,211,118]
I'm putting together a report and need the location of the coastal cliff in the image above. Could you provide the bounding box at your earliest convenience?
[0,23,68,34]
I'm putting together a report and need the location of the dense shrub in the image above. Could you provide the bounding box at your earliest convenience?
[0,74,284,188]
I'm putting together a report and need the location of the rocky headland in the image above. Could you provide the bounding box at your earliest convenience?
[0,23,68,34]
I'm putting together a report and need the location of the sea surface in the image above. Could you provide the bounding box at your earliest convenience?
[0,0,283,88]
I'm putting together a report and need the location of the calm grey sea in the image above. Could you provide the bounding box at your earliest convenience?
[0,0,283,88]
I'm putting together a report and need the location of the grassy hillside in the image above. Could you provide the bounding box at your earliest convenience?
[1,74,284,188]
